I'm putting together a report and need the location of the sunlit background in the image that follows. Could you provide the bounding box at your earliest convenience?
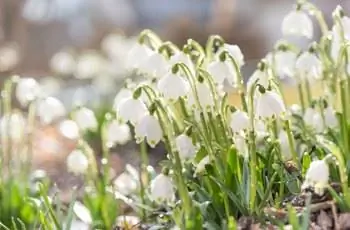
[0,0,348,187]
[1,0,347,75]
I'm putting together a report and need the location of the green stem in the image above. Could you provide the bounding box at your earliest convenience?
[139,141,148,221]
[298,82,306,113]
[304,79,313,106]
[285,120,300,168]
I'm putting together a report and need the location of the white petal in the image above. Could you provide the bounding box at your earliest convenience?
[274,50,297,78]
[230,110,250,133]
[106,120,131,146]
[73,107,98,131]
[16,78,41,106]
[59,119,80,140]
[256,91,286,118]
[150,174,175,203]
[37,97,66,124]
[134,115,162,147]
[282,10,313,39]
[126,43,152,69]
[117,97,148,125]
[217,44,244,67]
[175,134,196,160]
[66,150,89,175]
[157,72,189,100]
[139,51,169,78]
[207,60,235,84]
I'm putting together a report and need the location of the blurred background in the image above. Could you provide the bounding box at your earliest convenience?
[0,0,347,76]
[0,0,348,196]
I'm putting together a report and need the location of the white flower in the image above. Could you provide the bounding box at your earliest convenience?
[0,112,26,142]
[149,174,175,203]
[207,60,236,85]
[194,155,210,175]
[117,97,148,125]
[106,120,131,146]
[247,69,269,92]
[255,119,269,141]
[73,107,98,131]
[302,160,329,195]
[278,130,294,160]
[324,106,338,129]
[255,90,286,118]
[116,216,140,229]
[303,108,324,133]
[230,110,250,133]
[66,150,89,175]
[134,114,162,147]
[75,51,104,79]
[139,51,169,78]
[126,43,152,69]
[114,172,138,195]
[217,44,244,67]
[295,51,322,81]
[169,52,195,73]
[0,44,19,72]
[233,135,248,158]
[59,120,80,140]
[113,88,133,110]
[337,16,350,40]
[16,78,41,106]
[157,71,190,101]
[282,10,313,39]
[273,50,297,79]
[175,134,196,160]
[188,82,215,110]
[39,77,61,97]
[37,97,66,124]
[50,51,76,76]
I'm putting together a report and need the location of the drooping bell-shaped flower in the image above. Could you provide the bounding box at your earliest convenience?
[139,51,169,78]
[134,114,162,147]
[273,50,297,79]
[303,107,324,133]
[207,59,236,85]
[295,51,323,81]
[114,171,138,196]
[324,106,338,129]
[106,120,131,146]
[113,88,133,110]
[66,149,89,175]
[169,51,195,74]
[233,134,248,158]
[302,159,329,195]
[73,107,98,132]
[59,119,80,140]
[50,51,76,76]
[255,88,286,119]
[194,155,210,176]
[217,44,245,67]
[75,51,104,79]
[282,9,313,39]
[278,130,294,160]
[126,43,152,69]
[247,69,270,91]
[36,97,66,124]
[157,71,190,101]
[117,96,148,125]
[188,81,215,110]
[16,78,41,106]
[175,134,196,160]
[0,112,26,142]
[230,109,250,133]
[149,173,175,203]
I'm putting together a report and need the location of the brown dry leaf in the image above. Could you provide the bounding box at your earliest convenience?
[316,210,332,230]
[338,213,350,230]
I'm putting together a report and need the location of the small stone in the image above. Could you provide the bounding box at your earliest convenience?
[338,213,350,230]
[316,210,332,230]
